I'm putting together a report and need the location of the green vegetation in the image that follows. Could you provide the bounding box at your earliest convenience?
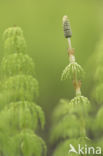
[87,36,103,155]
[0,27,46,156]
[50,16,93,156]
[0,1,103,156]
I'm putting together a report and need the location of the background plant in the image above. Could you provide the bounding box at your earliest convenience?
[85,36,103,155]
[0,26,47,156]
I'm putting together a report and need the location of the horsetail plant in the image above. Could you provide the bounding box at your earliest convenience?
[89,36,103,153]
[0,26,47,156]
[50,16,92,156]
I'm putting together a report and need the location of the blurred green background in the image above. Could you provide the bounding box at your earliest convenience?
[0,0,103,146]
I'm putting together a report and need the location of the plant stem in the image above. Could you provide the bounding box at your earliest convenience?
[67,38,81,96]
[63,16,86,137]
[67,38,72,49]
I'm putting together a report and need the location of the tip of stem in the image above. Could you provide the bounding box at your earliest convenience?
[63,15,72,38]
[63,15,69,23]
[63,15,68,22]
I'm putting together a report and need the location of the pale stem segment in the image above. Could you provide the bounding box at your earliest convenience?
[67,38,81,97]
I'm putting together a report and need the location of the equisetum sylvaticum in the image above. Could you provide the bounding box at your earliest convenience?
[49,16,94,156]
[0,27,47,156]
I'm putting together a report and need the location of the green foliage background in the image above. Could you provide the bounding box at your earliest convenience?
[0,0,103,155]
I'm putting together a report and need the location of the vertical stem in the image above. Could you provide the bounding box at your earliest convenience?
[67,38,86,136]
[63,16,86,137]
[67,38,72,49]
[67,38,81,96]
